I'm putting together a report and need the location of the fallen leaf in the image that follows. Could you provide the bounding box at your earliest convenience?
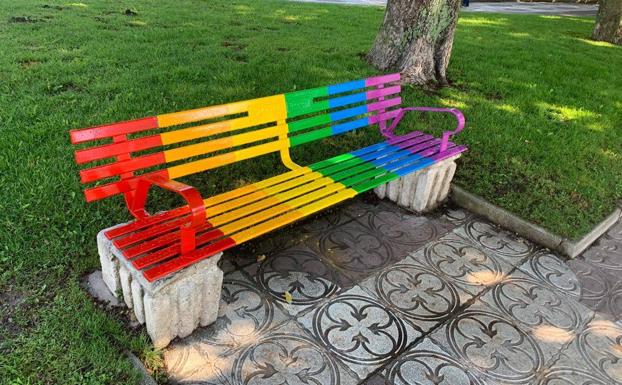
[284,291,293,304]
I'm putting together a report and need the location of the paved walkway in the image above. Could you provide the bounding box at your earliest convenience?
[293,0,598,16]
[163,195,622,385]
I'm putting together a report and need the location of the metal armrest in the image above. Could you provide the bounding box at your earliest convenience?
[128,176,206,254]
[382,107,466,152]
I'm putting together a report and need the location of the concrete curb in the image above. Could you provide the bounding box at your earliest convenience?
[450,185,621,258]
[126,351,158,385]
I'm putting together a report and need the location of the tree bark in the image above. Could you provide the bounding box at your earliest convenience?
[593,0,622,45]
[367,0,461,86]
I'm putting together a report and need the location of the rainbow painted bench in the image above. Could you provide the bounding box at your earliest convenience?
[70,73,466,347]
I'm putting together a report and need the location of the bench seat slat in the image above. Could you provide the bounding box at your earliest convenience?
[106,137,466,281]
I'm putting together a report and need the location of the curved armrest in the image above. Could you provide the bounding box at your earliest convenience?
[129,176,206,254]
[382,107,465,152]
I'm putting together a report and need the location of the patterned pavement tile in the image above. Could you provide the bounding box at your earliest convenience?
[359,255,472,334]
[230,227,308,268]
[384,337,491,385]
[567,258,622,322]
[454,218,538,266]
[607,220,622,241]
[300,207,354,237]
[305,219,403,282]
[164,271,289,383]
[517,250,582,299]
[542,317,622,385]
[232,321,358,385]
[243,244,348,317]
[581,237,622,274]
[431,301,552,385]
[299,286,418,380]
[411,232,514,296]
[479,268,593,358]
[355,208,453,258]
[439,204,476,228]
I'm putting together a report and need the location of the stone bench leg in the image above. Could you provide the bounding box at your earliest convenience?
[96,229,223,349]
[375,155,460,212]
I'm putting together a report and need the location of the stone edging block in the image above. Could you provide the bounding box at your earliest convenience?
[374,155,460,212]
[97,227,223,349]
[451,184,622,258]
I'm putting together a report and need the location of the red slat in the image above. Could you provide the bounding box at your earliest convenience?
[104,206,190,239]
[122,222,212,259]
[79,152,166,184]
[142,238,236,282]
[70,117,159,144]
[114,215,193,249]
[132,228,226,270]
[75,135,163,164]
[83,170,169,202]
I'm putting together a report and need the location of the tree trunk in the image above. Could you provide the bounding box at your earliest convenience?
[367,0,461,86]
[592,0,622,45]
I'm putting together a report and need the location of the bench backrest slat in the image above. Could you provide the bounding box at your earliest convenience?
[70,73,402,202]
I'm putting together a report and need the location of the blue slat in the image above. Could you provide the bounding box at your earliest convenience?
[329,105,368,122]
[331,117,370,135]
[350,141,390,157]
[328,92,367,109]
[328,79,366,95]
[393,157,436,177]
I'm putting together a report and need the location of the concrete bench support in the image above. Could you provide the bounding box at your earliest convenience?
[374,155,460,212]
[96,228,223,349]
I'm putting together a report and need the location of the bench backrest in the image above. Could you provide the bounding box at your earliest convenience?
[70,73,402,203]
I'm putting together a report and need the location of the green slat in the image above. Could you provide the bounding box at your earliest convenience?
[330,162,377,182]
[352,172,399,193]
[288,114,332,133]
[290,127,332,147]
[340,168,386,189]
[318,156,366,176]
[285,86,329,117]
[309,153,355,171]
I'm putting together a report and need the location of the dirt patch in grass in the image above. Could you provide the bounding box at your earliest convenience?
[9,16,43,23]
[46,81,81,94]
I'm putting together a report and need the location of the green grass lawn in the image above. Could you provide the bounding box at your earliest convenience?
[0,0,620,383]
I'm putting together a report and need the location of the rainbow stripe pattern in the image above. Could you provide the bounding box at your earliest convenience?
[70,73,467,281]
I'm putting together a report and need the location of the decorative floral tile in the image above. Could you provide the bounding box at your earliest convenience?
[230,228,308,268]
[243,244,348,316]
[568,258,622,321]
[232,321,358,385]
[581,237,622,274]
[359,255,472,334]
[431,301,552,384]
[355,209,452,258]
[439,205,476,228]
[298,286,418,380]
[305,219,402,282]
[453,218,537,265]
[479,269,593,358]
[164,271,288,382]
[546,317,622,385]
[166,320,358,385]
[299,207,354,237]
[411,232,514,296]
[518,250,582,298]
[607,220,622,241]
[384,337,490,385]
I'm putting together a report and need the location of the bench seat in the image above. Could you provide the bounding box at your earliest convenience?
[105,131,466,281]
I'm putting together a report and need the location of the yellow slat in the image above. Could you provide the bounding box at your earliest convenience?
[209,176,331,226]
[163,125,283,163]
[201,167,311,208]
[228,187,357,244]
[167,139,290,179]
